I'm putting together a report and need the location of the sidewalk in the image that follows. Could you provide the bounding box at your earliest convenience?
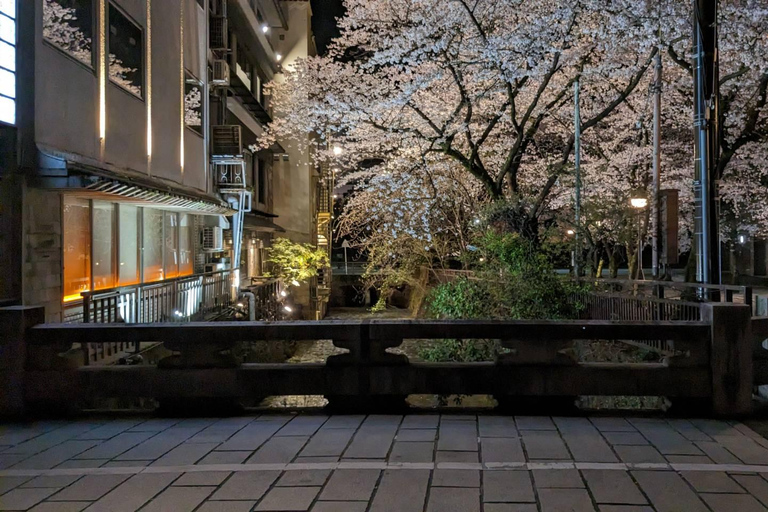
[2,413,768,511]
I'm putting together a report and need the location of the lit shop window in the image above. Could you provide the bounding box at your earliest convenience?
[63,197,92,302]
[92,201,116,290]
[63,200,199,303]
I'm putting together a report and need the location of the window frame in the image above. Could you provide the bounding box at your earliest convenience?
[0,3,14,125]
[107,0,145,100]
[41,0,96,72]
[61,201,197,305]
[184,70,205,138]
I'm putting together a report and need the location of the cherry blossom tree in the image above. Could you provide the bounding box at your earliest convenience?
[542,0,768,278]
[261,0,768,282]
[259,0,662,237]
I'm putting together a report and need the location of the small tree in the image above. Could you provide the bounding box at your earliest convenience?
[265,238,329,284]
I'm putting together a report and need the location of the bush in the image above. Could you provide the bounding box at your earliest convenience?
[427,231,583,321]
[266,238,329,284]
[423,231,584,362]
[418,338,500,362]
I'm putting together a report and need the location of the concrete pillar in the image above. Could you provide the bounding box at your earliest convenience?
[0,306,45,417]
[701,303,753,416]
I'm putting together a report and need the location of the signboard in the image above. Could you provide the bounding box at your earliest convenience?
[661,189,679,265]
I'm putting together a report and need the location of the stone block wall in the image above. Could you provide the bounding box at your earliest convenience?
[24,188,62,323]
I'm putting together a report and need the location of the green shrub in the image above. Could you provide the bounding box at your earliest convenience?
[266,238,329,284]
[423,231,585,362]
[427,231,583,322]
[418,338,501,362]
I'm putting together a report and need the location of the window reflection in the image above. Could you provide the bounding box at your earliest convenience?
[62,197,91,302]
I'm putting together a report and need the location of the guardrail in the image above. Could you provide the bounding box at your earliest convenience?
[245,278,283,321]
[573,291,703,322]
[65,269,237,324]
[0,303,755,417]
[574,277,752,307]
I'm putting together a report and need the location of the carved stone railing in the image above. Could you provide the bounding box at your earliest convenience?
[0,303,757,417]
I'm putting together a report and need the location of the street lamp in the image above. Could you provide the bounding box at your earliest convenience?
[333,146,343,156]
[630,194,648,280]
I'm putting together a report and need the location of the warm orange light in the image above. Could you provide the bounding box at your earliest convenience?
[63,293,88,303]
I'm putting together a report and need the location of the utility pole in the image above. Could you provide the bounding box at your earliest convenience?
[651,51,662,279]
[692,0,721,295]
[574,79,582,278]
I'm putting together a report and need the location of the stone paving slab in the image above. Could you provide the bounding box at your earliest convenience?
[3,414,768,511]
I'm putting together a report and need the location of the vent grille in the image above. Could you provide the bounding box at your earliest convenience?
[212,125,243,158]
[210,16,228,51]
[202,227,224,252]
[212,60,230,86]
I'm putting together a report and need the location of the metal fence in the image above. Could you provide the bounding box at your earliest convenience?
[573,291,703,322]
[62,269,237,325]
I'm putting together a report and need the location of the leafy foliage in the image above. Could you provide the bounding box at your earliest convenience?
[265,238,329,284]
[419,338,500,363]
[427,231,584,321]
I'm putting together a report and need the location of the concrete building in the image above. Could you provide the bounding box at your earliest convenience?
[0,0,324,322]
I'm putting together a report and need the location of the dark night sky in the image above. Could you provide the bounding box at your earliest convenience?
[310,0,345,55]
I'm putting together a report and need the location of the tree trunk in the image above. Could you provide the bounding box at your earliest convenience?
[628,244,639,280]
[608,247,620,279]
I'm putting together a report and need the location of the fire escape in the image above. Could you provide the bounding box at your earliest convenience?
[209,0,251,284]
[313,161,333,316]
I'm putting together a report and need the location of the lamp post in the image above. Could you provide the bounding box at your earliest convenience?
[566,229,576,275]
[630,196,648,280]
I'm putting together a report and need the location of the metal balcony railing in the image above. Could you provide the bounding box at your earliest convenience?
[63,269,237,325]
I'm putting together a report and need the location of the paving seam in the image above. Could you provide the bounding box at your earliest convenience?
[5,461,768,478]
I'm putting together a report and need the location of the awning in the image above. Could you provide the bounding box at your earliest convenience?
[81,179,237,215]
[34,148,237,216]
[244,213,286,232]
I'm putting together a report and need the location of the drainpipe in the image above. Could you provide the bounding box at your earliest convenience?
[227,195,244,287]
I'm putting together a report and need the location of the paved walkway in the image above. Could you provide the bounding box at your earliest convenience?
[3,414,768,511]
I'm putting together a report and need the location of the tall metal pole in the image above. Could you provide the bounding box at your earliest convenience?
[574,79,582,278]
[692,0,720,293]
[651,51,662,279]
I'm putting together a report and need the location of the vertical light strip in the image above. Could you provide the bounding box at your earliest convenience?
[98,0,106,150]
[146,0,152,171]
[179,0,184,174]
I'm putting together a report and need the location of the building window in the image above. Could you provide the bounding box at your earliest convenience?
[92,201,116,290]
[142,208,164,282]
[43,0,93,68]
[236,42,253,90]
[163,211,179,279]
[118,204,140,286]
[179,214,194,276]
[108,3,143,97]
[63,201,199,302]
[0,0,15,124]
[63,197,91,302]
[184,72,203,136]
[257,158,266,205]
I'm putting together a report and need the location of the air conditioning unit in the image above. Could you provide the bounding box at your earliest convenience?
[201,227,224,252]
[211,60,230,86]
[212,125,243,158]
